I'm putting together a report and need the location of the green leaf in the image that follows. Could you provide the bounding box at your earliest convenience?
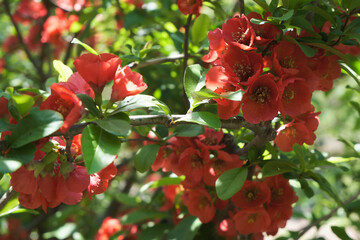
[269,0,279,13]
[177,112,221,129]
[290,16,322,39]
[250,18,269,25]
[8,108,63,148]
[302,5,336,24]
[0,119,14,132]
[340,63,360,87]
[138,224,170,240]
[202,1,227,20]
[133,144,160,173]
[297,43,316,57]
[331,226,353,240]
[298,179,314,198]
[184,65,207,107]
[71,38,98,55]
[268,9,294,22]
[306,42,346,59]
[0,158,22,173]
[0,196,19,216]
[215,167,248,200]
[168,216,202,240]
[43,223,76,240]
[173,124,204,137]
[114,192,141,207]
[113,94,170,115]
[121,209,169,225]
[95,112,131,137]
[350,101,360,116]
[6,143,36,164]
[140,176,185,192]
[191,14,211,44]
[262,161,297,177]
[253,0,270,11]
[53,60,73,82]
[293,144,306,171]
[308,171,343,207]
[11,94,34,116]
[81,124,121,174]
[76,93,101,118]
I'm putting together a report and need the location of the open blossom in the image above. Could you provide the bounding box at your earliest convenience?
[177,0,203,17]
[88,162,118,199]
[182,188,216,223]
[40,84,83,134]
[233,207,271,235]
[73,53,122,93]
[241,73,279,124]
[222,15,255,50]
[232,180,271,209]
[110,65,148,101]
[13,0,47,24]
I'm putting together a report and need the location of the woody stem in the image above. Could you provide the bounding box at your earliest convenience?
[182,14,193,110]
[239,0,245,15]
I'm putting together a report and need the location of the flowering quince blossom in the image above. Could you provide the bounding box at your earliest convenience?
[13,0,47,24]
[177,0,203,17]
[233,207,271,235]
[231,180,271,209]
[95,217,122,240]
[222,15,256,50]
[110,65,148,102]
[40,84,83,134]
[56,0,88,11]
[88,162,118,199]
[73,53,122,93]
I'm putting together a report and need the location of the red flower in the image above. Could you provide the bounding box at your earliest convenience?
[274,121,315,152]
[87,162,118,199]
[241,73,279,124]
[222,16,256,50]
[216,219,238,238]
[279,78,313,117]
[41,9,78,48]
[58,72,95,98]
[232,180,271,209]
[56,0,87,11]
[40,84,83,133]
[0,97,9,119]
[110,65,148,101]
[266,205,294,236]
[222,43,263,85]
[13,0,47,24]
[95,217,122,240]
[272,41,312,79]
[73,53,122,93]
[247,12,281,46]
[202,28,226,64]
[265,175,298,207]
[177,0,203,17]
[233,208,271,235]
[125,0,144,8]
[181,188,216,223]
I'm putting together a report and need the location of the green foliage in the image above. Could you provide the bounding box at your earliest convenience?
[215,167,248,200]
[133,144,160,173]
[81,124,121,174]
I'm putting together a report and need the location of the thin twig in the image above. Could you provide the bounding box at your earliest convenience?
[127,54,184,69]
[3,0,46,86]
[297,191,360,239]
[0,187,16,211]
[182,14,193,109]
[239,0,245,15]
[0,115,269,152]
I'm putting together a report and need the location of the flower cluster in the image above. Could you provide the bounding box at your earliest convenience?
[202,13,345,151]
[151,128,298,239]
[9,135,117,212]
[95,216,138,240]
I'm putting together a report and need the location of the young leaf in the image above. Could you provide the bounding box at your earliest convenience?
[8,108,63,148]
[184,64,207,106]
[268,9,294,22]
[262,161,297,177]
[134,144,160,173]
[53,60,73,82]
[121,209,169,225]
[95,112,131,137]
[168,216,202,240]
[173,124,204,137]
[71,38,98,55]
[177,112,221,129]
[140,176,185,192]
[76,93,101,117]
[113,94,170,115]
[331,226,353,240]
[191,14,211,44]
[215,167,248,200]
[0,158,22,173]
[81,124,121,174]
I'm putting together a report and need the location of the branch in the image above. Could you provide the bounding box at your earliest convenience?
[239,0,245,15]
[0,187,16,211]
[3,0,47,85]
[297,191,360,239]
[127,54,185,69]
[182,14,193,109]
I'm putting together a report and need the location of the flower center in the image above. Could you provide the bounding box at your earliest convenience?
[250,86,270,103]
[282,87,295,102]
